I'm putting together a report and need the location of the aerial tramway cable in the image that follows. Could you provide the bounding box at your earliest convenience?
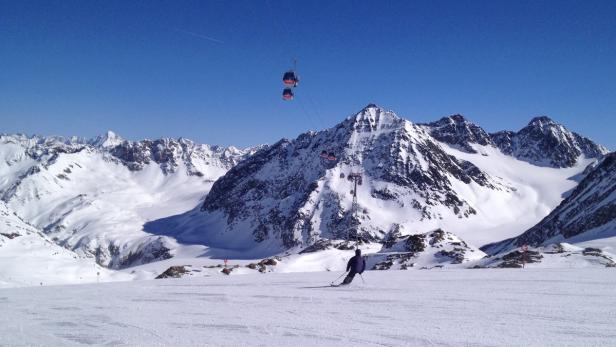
[266,1,363,249]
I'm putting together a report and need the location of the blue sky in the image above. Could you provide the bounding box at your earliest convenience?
[1,1,615,149]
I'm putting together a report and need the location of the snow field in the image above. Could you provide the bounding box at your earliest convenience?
[1,269,615,346]
[437,144,594,246]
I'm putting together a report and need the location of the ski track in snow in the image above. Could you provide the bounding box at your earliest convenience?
[1,269,615,347]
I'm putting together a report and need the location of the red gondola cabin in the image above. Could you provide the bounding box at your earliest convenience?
[282,71,299,87]
[282,88,294,100]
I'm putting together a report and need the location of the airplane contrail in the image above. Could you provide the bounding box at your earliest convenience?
[173,28,225,44]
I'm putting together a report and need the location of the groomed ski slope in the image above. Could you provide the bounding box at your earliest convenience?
[1,269,615,346]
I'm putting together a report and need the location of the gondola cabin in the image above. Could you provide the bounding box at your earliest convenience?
[282,88,294,101]
[282,71,299,87]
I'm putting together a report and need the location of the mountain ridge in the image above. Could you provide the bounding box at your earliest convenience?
[149,104,603,258]
[1,104,611,271]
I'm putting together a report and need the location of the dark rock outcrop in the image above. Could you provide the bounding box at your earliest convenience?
[156,266,189,279]
[420,115,493,153]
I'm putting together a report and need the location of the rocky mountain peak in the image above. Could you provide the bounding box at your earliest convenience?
[344,104,406,134]
[90,130,125,148]
[447,114,468,123]
[106,137,251,175]
[419,114,492,153]
[491,116,608,168]
[157,106,500,256]
[527,115,556,127]
[521,116,569,139]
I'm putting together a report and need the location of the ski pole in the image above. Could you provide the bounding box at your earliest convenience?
[359,274,365,284]
[331,271,348,285]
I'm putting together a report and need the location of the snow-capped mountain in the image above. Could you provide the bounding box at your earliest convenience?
[106,136,251,175]
[89,130,124,148]
[148,104,606,259]
[2,104,611,280]
[482,152,616,255]
[419,115,493,153]
[148,105,508,256]
[0,132,254,268]
[421,114,608,167]
[490,116,608,168]
[0,132,252,184]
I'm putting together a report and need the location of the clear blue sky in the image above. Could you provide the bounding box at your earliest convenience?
[1,1,615,149]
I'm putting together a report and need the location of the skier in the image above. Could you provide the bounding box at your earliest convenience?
[341,249,366,285]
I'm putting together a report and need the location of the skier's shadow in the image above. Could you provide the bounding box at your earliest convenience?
[299,285,346,289]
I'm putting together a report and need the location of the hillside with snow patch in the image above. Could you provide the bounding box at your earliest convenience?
[0,133,254,269]
[483,152,616,255]
[0,201,127,288]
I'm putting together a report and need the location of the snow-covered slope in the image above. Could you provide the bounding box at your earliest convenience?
[2,269,616,346]
[0,133,254,268]
[437,144,594,246]
[0,201,126,288]
[483,152,616,255]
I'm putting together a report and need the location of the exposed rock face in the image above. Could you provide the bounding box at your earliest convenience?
[175,105,500,253]
[299,240,355,253]
[495,250,543,268]
[156,266,189,279]
[0,232,20,239]
[420,115,493,153]
[116,237,173,268]
[483,152,616,255]
[0,132,252,182]
[371,229,485,270]
[107,137,251,175]
[421,114,608,167]
[478,243,616,268]
[490,116,608,168]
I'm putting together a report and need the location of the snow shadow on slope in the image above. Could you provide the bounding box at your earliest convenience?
[144,207,285,260]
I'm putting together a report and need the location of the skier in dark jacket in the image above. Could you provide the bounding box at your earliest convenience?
[341,249,366,285]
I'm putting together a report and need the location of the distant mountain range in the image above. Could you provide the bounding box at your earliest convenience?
[0,132,255,268]
[1,105,613,283]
